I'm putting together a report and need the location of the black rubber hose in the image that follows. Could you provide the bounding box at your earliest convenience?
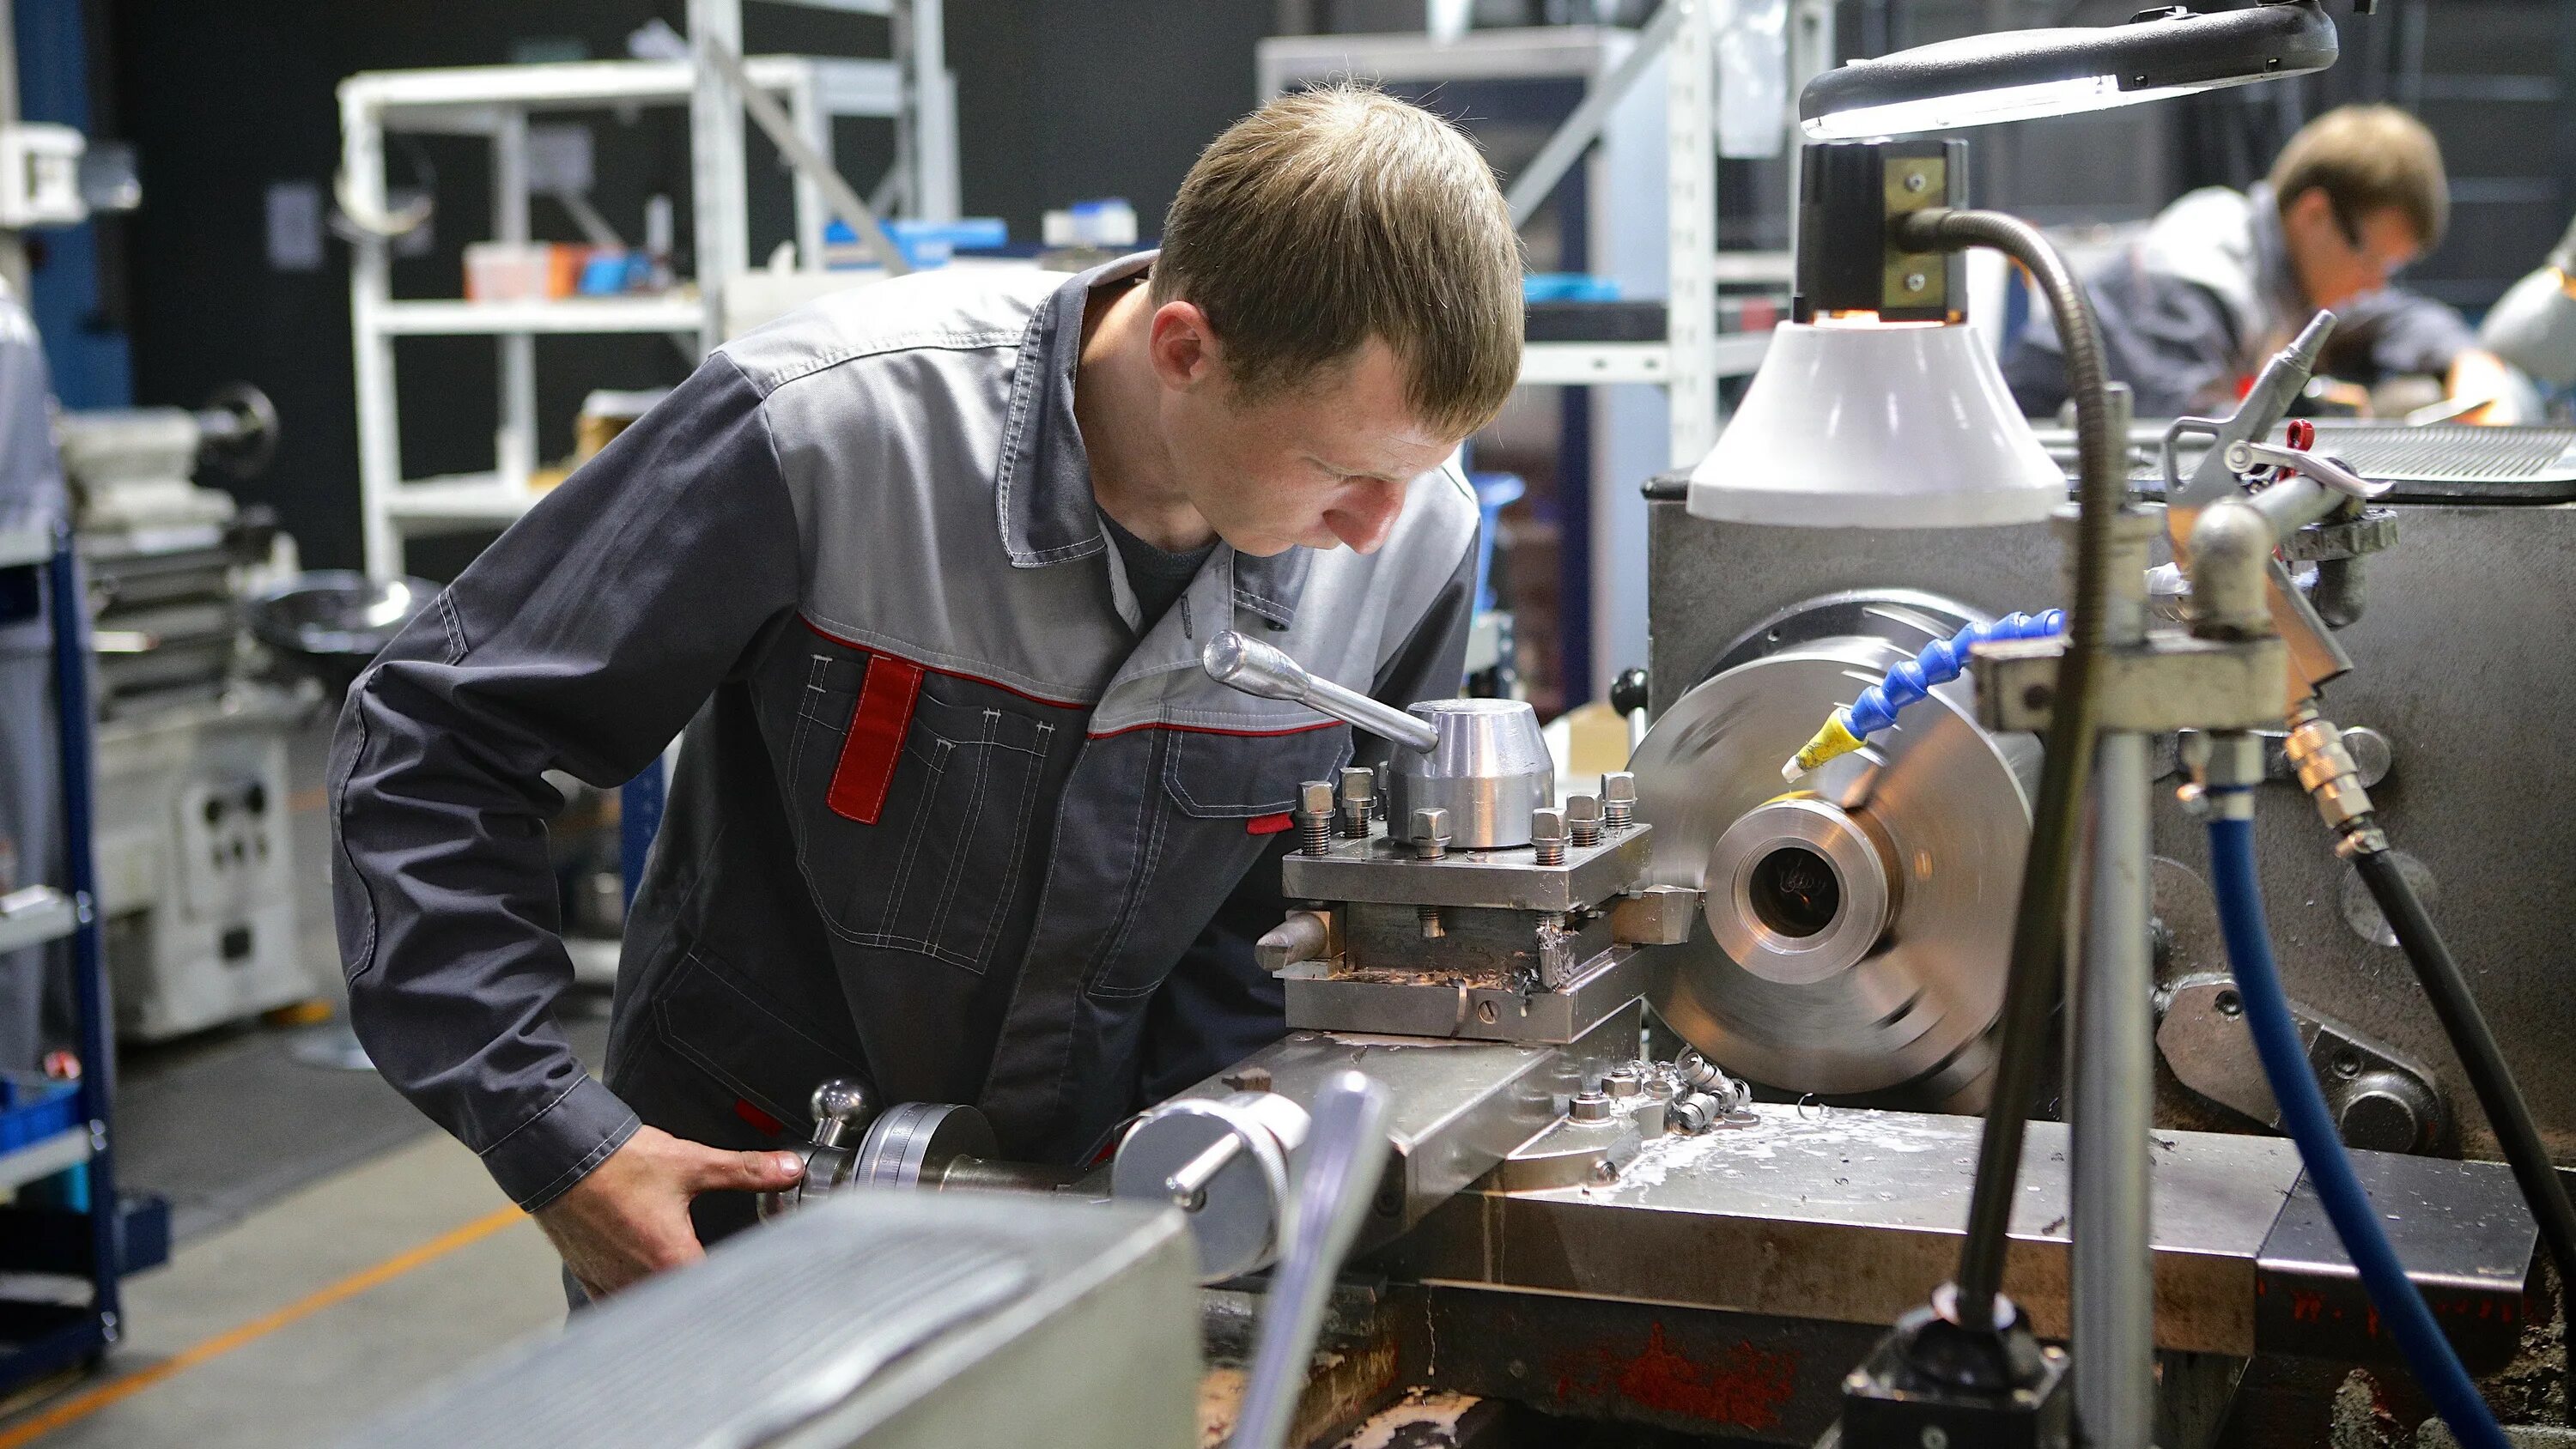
[1895,207,2120,1319]
[2352,840,2576,1426]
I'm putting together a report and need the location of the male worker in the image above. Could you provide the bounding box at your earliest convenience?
[330,87,1523,1297]
[2003,105,2508,419]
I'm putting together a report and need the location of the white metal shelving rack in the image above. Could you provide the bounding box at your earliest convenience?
[341,0,957,580]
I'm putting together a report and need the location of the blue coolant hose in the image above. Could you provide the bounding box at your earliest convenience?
[2206,813,2510,1449]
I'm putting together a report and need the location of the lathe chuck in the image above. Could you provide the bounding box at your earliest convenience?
[1630,592,2038,1103]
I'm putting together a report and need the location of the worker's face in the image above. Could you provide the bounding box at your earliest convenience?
[2283,188,2425,312]
[1147,302,1460,558]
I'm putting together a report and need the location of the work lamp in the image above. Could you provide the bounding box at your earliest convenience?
[1801,1,2342,142]
[1689,1,2347,531]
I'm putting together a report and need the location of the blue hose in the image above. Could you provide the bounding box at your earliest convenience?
[1783,610,2066,779]
[2206,812,2511,1449]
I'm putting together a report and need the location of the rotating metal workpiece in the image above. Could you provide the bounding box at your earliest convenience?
[1630,592,2038,1106]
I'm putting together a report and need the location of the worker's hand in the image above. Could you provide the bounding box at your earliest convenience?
[531,1125,803,1298]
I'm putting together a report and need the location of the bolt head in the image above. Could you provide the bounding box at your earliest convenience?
[1602,771,1636,804]
[1565,794,1601,823]
[1337,766,1375,802]
[1905,271,1929,293]
[1903,170,1929,192]
[1530,807,1567,841]
[1411,807,1450,843]
[1299,779,1334,815]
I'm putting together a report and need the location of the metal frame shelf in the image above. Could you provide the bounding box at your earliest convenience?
[0,528,167,1399]
[342,4,959,579]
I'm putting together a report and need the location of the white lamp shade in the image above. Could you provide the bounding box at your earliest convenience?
[1687,319,2066,528]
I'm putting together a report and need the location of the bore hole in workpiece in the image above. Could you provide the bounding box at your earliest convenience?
[1749,846,1840,939]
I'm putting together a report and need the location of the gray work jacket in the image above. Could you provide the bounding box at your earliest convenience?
[331,254,1479,1214]
[2003,183,2475,419]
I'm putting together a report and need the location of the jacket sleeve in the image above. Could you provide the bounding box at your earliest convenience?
[2004,261,2245,421]
[331,351,802,1210]
[2323,286,2476,385]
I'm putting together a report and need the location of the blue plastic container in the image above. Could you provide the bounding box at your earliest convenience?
[0,1072,78,1155]
[1467,472,1526,615]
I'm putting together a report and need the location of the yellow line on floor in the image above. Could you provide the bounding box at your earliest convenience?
[0,1203,527,1449]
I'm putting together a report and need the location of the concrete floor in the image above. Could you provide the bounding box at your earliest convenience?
[0,1134,568,1447]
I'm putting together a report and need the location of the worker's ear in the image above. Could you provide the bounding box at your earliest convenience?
[1145,299,1228,396]
[2281,185,2338,238]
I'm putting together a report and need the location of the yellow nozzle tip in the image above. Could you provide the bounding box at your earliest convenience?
[1783,714,1865,781]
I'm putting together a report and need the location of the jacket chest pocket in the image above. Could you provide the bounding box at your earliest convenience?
[783,651,1060,974]
[1082,722,1352,1000]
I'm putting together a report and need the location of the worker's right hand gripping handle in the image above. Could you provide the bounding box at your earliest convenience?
[1227,1070,1393,1449]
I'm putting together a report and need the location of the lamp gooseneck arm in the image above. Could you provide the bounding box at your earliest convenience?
[1893,206,2123,1322]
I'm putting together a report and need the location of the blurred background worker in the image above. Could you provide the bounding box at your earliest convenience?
[2004,104,2512,420]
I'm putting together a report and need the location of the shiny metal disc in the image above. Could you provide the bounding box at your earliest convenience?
[1632,607,2036,1100]
[852,1101,998,1189]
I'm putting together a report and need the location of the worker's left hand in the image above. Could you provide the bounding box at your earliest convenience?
[532,1124,805,1297]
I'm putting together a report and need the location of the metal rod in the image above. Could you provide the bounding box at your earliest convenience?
[696,29,912,276]
[2071,731,2154,1447]
[1202,632,1440,753]
[1164,1134,1243,1210]
[49,530,123,1338]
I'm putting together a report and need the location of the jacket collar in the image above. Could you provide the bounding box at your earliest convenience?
[993,249,1309,627]
[2245,183,2309,333]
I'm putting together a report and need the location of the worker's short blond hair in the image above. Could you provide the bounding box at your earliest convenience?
[2269,104,2449,252]
[1151,84,1523,440]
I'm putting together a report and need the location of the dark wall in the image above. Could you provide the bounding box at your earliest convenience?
[104,1,1273,574]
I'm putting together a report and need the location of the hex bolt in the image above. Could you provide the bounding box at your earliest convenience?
[1530,807,1568,865]
[1601,772,1637,831]
[1295,779,1336,856]
[1410,808,1451,861]
[1336,766,1376,839]
[1567,794,1603,848]
[1604,1066,1642,1099]
[1570,1089,1613,1123]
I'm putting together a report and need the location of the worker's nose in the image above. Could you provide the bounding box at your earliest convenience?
[1327,482,1406,555]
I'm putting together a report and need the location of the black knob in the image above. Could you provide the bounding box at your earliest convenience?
[1609,668,1650,718]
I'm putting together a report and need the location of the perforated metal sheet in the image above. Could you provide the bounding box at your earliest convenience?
[2306,422,2576,482]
